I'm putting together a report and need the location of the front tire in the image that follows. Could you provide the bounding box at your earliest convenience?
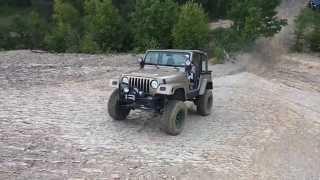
[161,100,187,136]
[197,90,213,116]
[108,88,130,121]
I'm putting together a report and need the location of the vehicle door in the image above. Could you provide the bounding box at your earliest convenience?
[191,52,202,89]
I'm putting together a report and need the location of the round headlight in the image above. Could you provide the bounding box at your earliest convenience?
[123,87,130,93]
[122,77,129,84]
[150,80,159,89]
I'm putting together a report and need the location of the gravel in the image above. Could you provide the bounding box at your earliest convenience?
[0,50,320,179]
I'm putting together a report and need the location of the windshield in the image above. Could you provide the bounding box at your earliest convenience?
[144,51,190,67]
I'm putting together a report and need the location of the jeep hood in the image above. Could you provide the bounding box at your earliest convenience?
[123,66,185,79]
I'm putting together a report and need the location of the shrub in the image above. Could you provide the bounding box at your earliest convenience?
[131,0,178,51]
[293,8,320,52]
[211,28,246,52]
[82,0,124,52]
[307,27,320,52]
[52,0,80,26]
[45,22,76,52]
[175,0,232,19]
[0,10,47,50]
[229,0,286,42]
[8,15,30,49]
[80,34,100,54]
[212,46,225,64]
[172,2,209,50]
[45,0,81,52]
[0,25,12,50]
[28,11,47,49]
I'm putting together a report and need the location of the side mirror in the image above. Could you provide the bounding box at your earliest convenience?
[185,59,191,66]
[138,57,144,68]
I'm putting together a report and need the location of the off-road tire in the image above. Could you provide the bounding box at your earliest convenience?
[108,88,130,121]
[197,90,213,116]
[161,100,187,136]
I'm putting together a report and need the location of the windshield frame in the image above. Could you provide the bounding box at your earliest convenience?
[144,51,191,68]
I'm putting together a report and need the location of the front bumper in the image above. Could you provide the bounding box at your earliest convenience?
[120,88,164,111]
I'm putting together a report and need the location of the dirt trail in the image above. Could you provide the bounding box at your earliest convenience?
[0,50,320,179]
[236,0,320,94]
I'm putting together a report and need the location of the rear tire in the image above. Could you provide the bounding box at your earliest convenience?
[161,100,187,136]
[197,90,213,116]
[108,88,130,121]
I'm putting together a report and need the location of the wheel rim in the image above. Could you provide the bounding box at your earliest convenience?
[175,110,185,129]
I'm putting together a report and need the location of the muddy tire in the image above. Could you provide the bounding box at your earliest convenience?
[197,90,213,116]
[108,88,130,121]
[161,100,187,136]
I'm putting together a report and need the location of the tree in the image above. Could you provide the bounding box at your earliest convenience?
[293,8,320,52]
[0,0,31,6]
[229,0,287,42]
[28,11,47,48]
[131,0,178,51]
[45,0,81,52]
[307,27,320,52]
[82,0,123,52]
[175,0,231,19]
[30,0,54,19]
[112,0,136,19]
[172,2,209,50]
[6,15,30,49]
[0,10,47,50]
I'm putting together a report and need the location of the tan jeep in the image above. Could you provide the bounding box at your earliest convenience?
[108,49,213,135]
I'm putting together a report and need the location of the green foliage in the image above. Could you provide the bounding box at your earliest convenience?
[293,8,320,52]
[0,0,286,55]
[82,0,124,52]
[45,22,79,52]
[131,0,178,52]
[0,10,47,50]
[46,0,81,52]
[80,34,100,53]
[176,0,231,19]
[52,0,80,26]
[211,28,246,52]
[29,11,48,48]
[9,15,31,49]
[0,24,13,50]
[30,0,53,19]
[229,0,286,42]
[0,1,51,50]
[307,27,320,52]
[209,28,250,63]
[212,46,225,64]
[208,0,286,63]
[172,2,209,50]
[0,0,31,7]
[112,0,136,19]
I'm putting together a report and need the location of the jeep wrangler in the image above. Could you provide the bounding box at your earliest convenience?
[108,50,213,135]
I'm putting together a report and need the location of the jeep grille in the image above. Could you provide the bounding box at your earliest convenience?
[128,77,151,93]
